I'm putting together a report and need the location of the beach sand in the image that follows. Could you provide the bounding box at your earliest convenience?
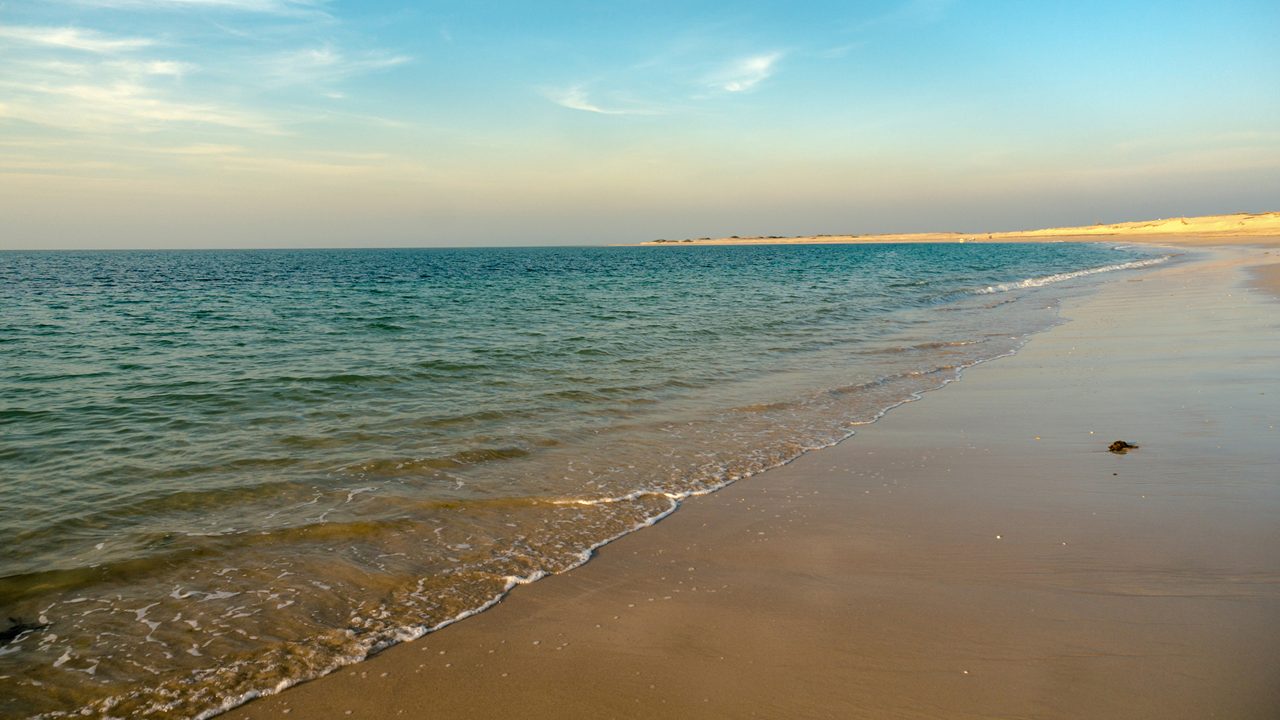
[226,241,1280,720]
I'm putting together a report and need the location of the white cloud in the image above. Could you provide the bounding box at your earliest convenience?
[1,80,279,133]
[820,43,861,60]
[69,0,327,15]
[107,60,196,77]
[142,60,191,76]
[305,109,411,129]
[19,60,94,76]
[0,25,153,53]
[715,52,782,93]
[547,86,624,115]
[12,58,192,79]
[269,46,410,86]
[544,86,660,116]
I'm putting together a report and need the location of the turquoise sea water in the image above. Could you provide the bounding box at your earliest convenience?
[0,243,1168,718]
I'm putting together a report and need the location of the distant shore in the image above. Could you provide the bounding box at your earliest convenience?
[631,211,1280,246]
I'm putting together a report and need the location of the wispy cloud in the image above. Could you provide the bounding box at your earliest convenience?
[546,45,786,116]
[819,43,861,60]
[306,109,411,129]
[0,25,154,53]
[546,86,625,115]
[110,59,195,76]
[712,52,782,93]
[17,57,193,78]
[69,0,328,15]
[268,46,410,87]
[544,86,662,116]
[0,80,278,133]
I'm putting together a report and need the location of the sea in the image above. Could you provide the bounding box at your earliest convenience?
[0,242,1171,718]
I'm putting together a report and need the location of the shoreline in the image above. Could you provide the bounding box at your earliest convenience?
[225,238,1280,719]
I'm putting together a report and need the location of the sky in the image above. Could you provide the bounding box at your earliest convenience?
[1,0,1278,249]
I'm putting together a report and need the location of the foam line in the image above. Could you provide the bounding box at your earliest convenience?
[975,256,1169,295]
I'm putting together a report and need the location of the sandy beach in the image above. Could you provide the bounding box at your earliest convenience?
[222,238,1280,720]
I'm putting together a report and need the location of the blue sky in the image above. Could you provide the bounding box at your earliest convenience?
[1,0,1278,248]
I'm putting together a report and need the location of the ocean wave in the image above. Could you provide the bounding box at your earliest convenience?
[974,256,1170,294]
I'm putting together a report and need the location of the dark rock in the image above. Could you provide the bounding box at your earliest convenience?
[1109,440,1139,454]
[1,617,48,646]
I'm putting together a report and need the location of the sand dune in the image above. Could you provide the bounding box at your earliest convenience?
[639,211,1280,246]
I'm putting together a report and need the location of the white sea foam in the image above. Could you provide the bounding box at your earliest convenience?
[975,256,1170,294]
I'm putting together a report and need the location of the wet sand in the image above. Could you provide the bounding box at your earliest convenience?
[227,243,1280,720]
[1250,256,1280,296]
